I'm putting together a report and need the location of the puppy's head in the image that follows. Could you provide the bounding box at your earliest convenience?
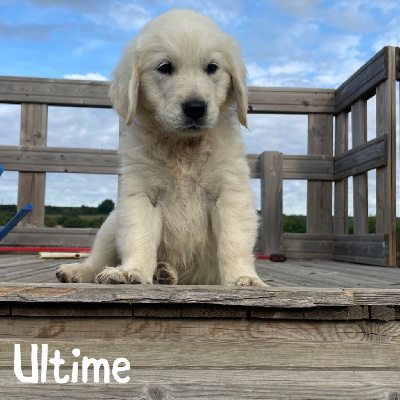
[109,9,248,135]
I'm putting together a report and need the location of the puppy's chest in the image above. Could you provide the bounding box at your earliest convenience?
[159,166,211,213]
[156,164,215,234]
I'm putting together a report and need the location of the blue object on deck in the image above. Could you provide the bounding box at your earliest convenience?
[0,203,34,242]
[0,164,4,176]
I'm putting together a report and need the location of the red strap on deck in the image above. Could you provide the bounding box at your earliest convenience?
[0,247,91,253]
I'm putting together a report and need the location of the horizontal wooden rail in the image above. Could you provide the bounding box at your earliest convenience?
[283,234,333,259]
[0,145,119,174]
[243,155,334,180]
[0,229,390,267]
[248,87,335,114]
[243,154,334,181]
[1,146,335,181]
[1,139,387,182]
[200,154,333,180]
[4,229,334,260]
[0,76,111,108]
[0,76,336,114]
[334,234,388,266]
[335,47,388,114]
[0,227,97,247]
[334,134,388,181]
[283,155,333,180]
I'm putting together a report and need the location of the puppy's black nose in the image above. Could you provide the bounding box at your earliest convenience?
[182,100,207,120]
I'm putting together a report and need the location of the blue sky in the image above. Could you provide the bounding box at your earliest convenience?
[0,0,399,215]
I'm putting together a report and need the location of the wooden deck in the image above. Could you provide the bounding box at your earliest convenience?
[1,253,400,288]
[1,255,400,398]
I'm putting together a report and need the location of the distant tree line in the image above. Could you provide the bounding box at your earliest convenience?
[0,199,115,229]
[262,213,400,234]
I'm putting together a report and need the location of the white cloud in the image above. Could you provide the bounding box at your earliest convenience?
[0,171,18,205]
[248,60,315,87]
[108,2,151,31]
[47,107,119,149]
[373,0,400,14]
[269,61,310,76]
[247,32,365,89]
[309,35,364,87]
[322,34,362,59]
[197,3,245,26]
[0,104,20,146]
[63,72,108,81]
[319,2,378,32]
[23,0,107,12]
[160,0,244,26]
[73,39,110,57]
[283,180,307,215]
[246,114,308,156]
[271,0,322,17]
[45,173,118,207]
[312,57,364,88]
[247,63,269,81]
[373,16,400,52]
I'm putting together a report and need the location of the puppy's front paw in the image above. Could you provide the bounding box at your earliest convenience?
[56,263,92,283]
[230,276,269,287]
[95,267,152,285]
[153,262,178,285]
[95,267,129,284]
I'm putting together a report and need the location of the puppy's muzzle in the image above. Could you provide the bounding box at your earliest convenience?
[182,100,207,121]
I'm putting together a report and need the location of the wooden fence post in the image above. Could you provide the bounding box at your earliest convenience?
[17,103,48,227]
[260,151,283,254]
[376,47,397,266]
[334,112,348,234]
[307,114,333,234]
[351,99,368,234]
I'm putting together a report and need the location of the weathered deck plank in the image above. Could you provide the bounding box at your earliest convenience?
[1,281,400,307]
[3,316,400,340]
[0,283,356,307]
[1,339,399,399]
[0,369,398,400]
[4,338,400,369]
[2,254,400,288]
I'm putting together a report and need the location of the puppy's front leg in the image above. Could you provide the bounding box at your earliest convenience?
[96,193,162,285]
[212,191,267,287]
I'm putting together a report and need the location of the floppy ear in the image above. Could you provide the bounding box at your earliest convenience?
[227,41,248,128]
[231,67,248,128]
[109,40,139,126]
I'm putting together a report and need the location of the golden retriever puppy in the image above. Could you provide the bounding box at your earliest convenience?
[56,9,266,286]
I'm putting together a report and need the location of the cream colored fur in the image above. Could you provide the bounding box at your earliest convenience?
[56,9,266,286]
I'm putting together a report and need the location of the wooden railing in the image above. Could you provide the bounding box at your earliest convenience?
[0,46,399,266]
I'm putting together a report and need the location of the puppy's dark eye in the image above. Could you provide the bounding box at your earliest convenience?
[157,62,173,75]
[206,62,218,74]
